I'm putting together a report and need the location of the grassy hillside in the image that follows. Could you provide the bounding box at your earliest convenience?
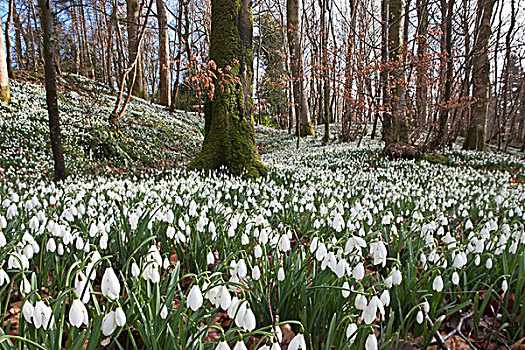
[0,74,293,178]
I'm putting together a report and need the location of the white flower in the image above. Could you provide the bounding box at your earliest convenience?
[252,266,261,280]
[102,311,117,336]
[207,251,215,265]
[236,259,247,278]
[452,271,459,285]
[69,299,89,328]
[114,307,126,326]
[277,267,285,281]
[243,308,256,331]
[416,310,424,324]
[101,267,120,300]
[502,279,508,293]
[288,333,306,350]
[346,323,358,342]
[46,238,56,252]
[353,262,364,280]
[33,301,53,330]
[0,269,9,286]
[233,341,248,350]
[278,234,291,252]
[486,258,493,269]
[131,263,140,278]
[370,241,387,267]
[215,342,229,350]
[392,268,402,285]
[22,301,34,323]
[365,333,378,350]
[160,304,168,319]
[75,272,91,303]
[433,275,444,292]
[380,290,390,307]
[342,281,350,298]
[355,294,367,310]
[20,277,31,294]
[218,285,232,310]
[187,285,203,311]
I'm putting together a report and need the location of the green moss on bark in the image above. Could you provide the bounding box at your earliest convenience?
[300,122,315,137]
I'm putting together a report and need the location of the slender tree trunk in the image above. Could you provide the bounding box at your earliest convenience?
[287,0,314,137]
[12,5,24,69]
[341,0,357,142]
[0,15,10,103]
[157,0,170,106]
[37,0,67,181]
[189,0,267,177]
[321,0,330,144]
[5,0,14,78]
[502,0,515,151]
[127,0,147,98]
[415,0,428,127]
[464,0,496,151]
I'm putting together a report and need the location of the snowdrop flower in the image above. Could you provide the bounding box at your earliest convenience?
[20,277,31,294]
[215,342,229,350]
[416,310,424,324]
[33,301,54,330]
[502,279,508,293]
[452,271,460,285]
[101,267,120,300]
[233,341,248,350]
[363,296,384,324]
[486,258,493,269]
[0,269,9,286]
[288,333,306,350]
[69,299,89,328]
[131,263,140,278]
[187,285,203,311]
[380,290,390,307]
[365,333,378,350]
[114,307,126,326]
[102,311,117,336]
[370,241,387,267]
[353,262,364,280]
[160,304,168,319]
[433,275,444,292]
[207,251,215,265]
[243,308,256,331]
[254,245,263,258]
[346,323,358,342]
[218,285,232,310]
[392,267,402,286]
[355,294,367,310]
[277,267,285,281]
[22,301,34,323]
[316,242,327,261]
[46,238,56,252]
[252,266,261,280]
[342,281,350,298]
[278,234,291,252]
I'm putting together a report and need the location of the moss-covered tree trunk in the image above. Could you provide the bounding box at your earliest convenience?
[383,0,411,152]
[464,0,496,151]
[189,0,267,178]
[287,0,314,137]
[0,15,9,103]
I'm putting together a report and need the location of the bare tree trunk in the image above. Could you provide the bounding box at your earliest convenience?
[464,0,496,151]
[415,0,428,127]
[287,0,314,137]
[12,4,24,69]
[5,0,14,78]
[157,0,170,106]
[321,0,330,144]
[0,15,10,103]
[127,0,147,98]
[502,0,516,151]
[37,0,67,180]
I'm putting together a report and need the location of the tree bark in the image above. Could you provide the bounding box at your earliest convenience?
[156,0,170,106]
[189,0,267,178]
[5,0,14,78]
[287,0,314,137]
[415,0,428,127]
[37,0,67,181]
[383,0,411,150]
[0,15,10,103]
[127,0,147,98]
[464,0,496,151]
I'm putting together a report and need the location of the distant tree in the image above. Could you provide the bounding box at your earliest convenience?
[156,0,170,106]
[0,16,9,103]
[127,0,147,99]
[38,0,67,180]
[287,0,314,137]
[464,0,496,151]
[189,0,267,178]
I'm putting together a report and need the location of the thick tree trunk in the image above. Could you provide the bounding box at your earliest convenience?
[287,0,314,137]
[383,0,411,150]
[464,0,496,151]
[37,0,67,181]
[0,16,10,103]
[156,0,170,106]
[127,0,147,99]
[189,0,267,178]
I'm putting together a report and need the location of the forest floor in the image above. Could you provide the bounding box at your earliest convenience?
[1,77,525,349]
